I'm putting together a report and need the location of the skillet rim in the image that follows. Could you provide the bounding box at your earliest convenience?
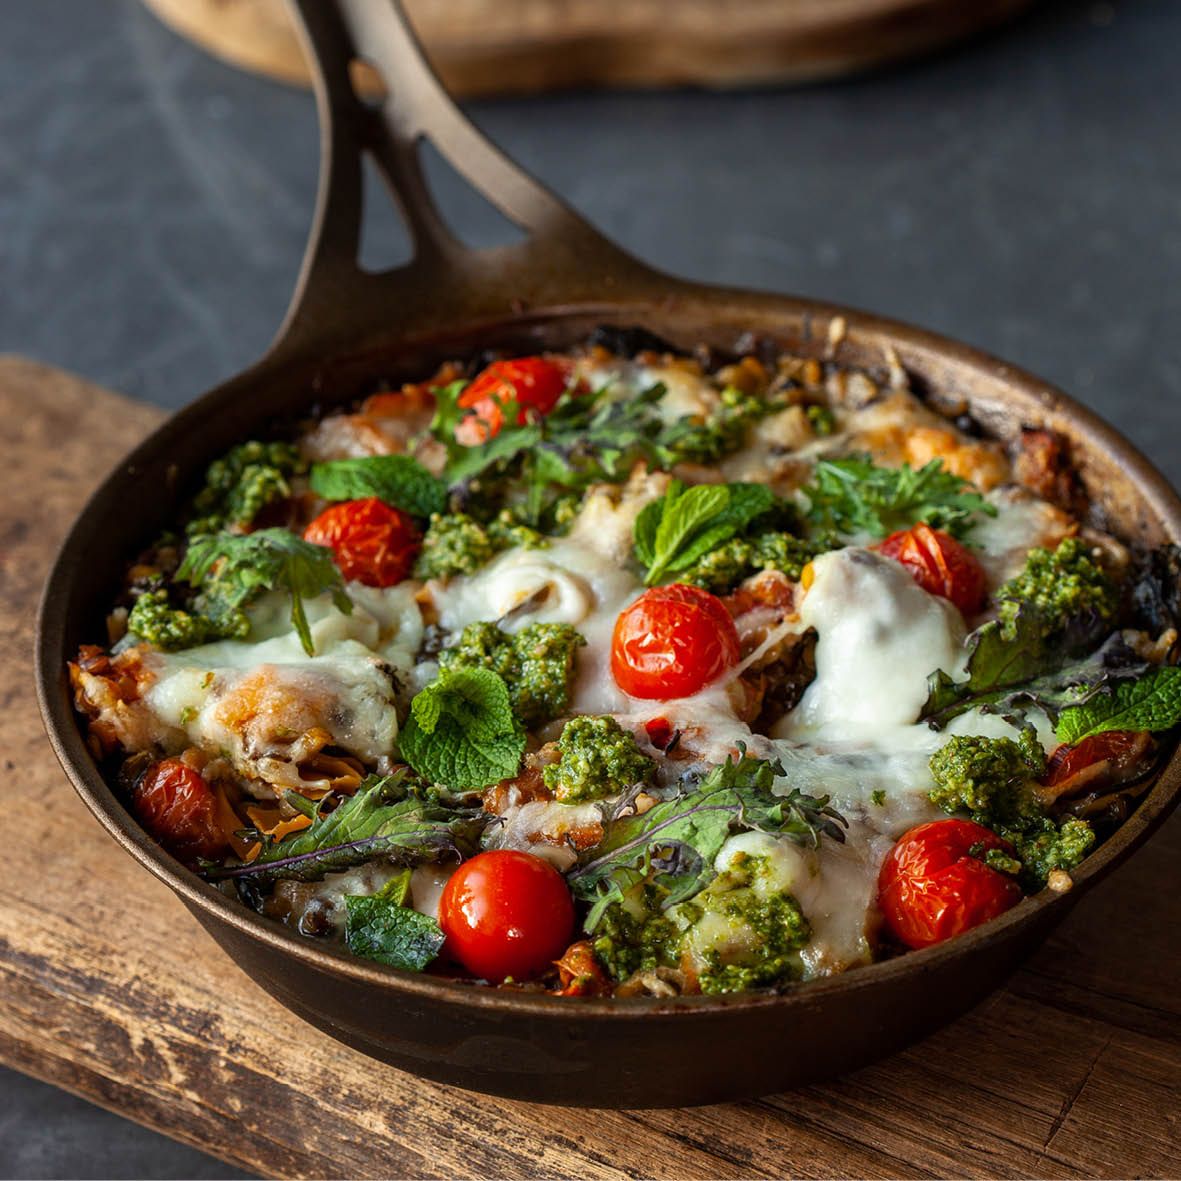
[35,286,1181,1021]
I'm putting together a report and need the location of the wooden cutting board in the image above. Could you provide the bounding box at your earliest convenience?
[140,0,1036,97]
[2,354,1178,1179]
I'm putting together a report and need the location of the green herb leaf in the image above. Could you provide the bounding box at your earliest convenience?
[205,773,483,885]
[803,455,995,540]
[434,381,718,521]
[1056,665,1181,743]
[177,528,352,656]
[398,667,526,790]
[568,752,847,926]
[344,890,445,971]
[635,479,778,585]
[309,455,448,519]
[922,612,1143,729]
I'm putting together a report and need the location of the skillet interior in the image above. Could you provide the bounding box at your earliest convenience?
[37,290,1181,1106]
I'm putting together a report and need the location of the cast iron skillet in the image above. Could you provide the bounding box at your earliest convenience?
[36,0,1181,1107]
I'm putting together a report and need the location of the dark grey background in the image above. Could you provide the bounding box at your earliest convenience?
[2,0,1178,1176]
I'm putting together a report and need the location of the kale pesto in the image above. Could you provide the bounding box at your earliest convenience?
[542,715,654,803]
[438,621,585,726]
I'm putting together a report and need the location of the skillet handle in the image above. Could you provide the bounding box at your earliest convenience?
[273,0,666,363]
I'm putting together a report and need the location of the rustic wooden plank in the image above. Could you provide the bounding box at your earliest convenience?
[1,354,1177,1179]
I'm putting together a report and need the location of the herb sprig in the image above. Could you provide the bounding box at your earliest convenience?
[177,528,352,656]
[568,751,847,930]
[633,479,777,586]
[432,381,711,523]
[309,454,447,519]
[205,773,483,885]
[803,455,995,540]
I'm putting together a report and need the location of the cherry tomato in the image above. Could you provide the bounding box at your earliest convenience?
[644,716,678,752]
[878,819,1022,950]
[131,758,225,861]
[303,497,420,587]
[611,584,742,700]
[1042,730,1150,788]
[876,523,987,615]
[455,357,569,445]
[438,850,575,982]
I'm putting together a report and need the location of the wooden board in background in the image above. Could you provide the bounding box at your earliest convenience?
[0,354,1177,1179]
[140,0,1037,98]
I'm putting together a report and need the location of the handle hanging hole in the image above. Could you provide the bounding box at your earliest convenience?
[415,137,529,252]
[357,152,414,274]
[348,56,387,111]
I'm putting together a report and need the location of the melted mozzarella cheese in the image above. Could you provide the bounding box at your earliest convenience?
[777,549,967,744]
[972,486,1075,587]
[575,358,719,428]
[142,583,423,788]
[481,798,604,870]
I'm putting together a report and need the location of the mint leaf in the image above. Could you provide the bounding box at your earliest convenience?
[636,479,778,585]
[1056,665,1181,743]
[399,667,526,789]
[803,455,995,540]
[177,527,352,656]
[309,455,447,519]
[205,773,483,884]
[344,890,445,971]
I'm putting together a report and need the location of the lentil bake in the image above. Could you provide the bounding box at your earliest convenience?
[70,328,1181,996]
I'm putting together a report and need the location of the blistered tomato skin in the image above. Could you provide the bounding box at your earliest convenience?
[878,819,1022,950]
[439,850,575,982]
[1042,730,1149,787]
[131,758,225,861]
[877,524,987,615]
[611,584,742,700]
[303,497,421,588]
[455,357,570,445]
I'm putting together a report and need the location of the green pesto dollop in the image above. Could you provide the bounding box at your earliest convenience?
[1007,816,1095,884]
[591,853,812,993]
[681,531,832,594]
[187,440,305,537]
[996,537,1118,633]
[663,385,777,465]
[414,509,547,580]
[542,715,654,803]
[928,731,1095,888]
[694,889,810,995]
[928,730,1046,821]
[126,588,248,651]
[438,621,585,726]
[591,893,677,982]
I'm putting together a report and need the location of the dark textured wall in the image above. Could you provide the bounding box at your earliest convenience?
[1,0,1178,1175]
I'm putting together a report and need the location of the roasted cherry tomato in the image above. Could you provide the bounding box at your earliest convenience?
[438,850,575,982]
[878,819,1022,950]
[455,357,569,445]
[303,497,420,587]
[876,523,987,615]
[131,758,225,861]
[611,584,742,700]
[1042,730,1151,788]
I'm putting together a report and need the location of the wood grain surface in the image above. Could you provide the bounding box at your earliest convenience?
[2,354,1178,1179]
[140,0,1036,97]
